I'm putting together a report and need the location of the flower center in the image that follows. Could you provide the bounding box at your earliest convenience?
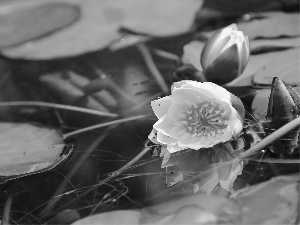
[181,100,229,137]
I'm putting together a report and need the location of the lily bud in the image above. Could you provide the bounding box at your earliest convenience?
[265,77,300,155]
[200,24,250,85]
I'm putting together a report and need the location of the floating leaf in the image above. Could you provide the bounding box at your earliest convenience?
[232,175,300,225]
[71,210,140,225]
[198,0,298,18]
[227,48,300,87]
[250,37,300,54]
[141,194,239,224]
[48,209,80,225]
[0,0,203,59]
[201,12,300,39]
[182,40,205,71]
[251,89,271,120]
[0,1,80,48]
[71,194,240,225]
[252,49,300,87]
[235,12,300,39]
[0,122,73,183]
[72,175,299,224]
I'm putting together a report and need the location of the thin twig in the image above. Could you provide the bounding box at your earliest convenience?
[151,49,181,63]
[40,114,148,217]
[239,116,300,159]
[137,43,169,94]
[0,101,117,118]
[63,115,147,139]
[55,146,150,211]
[39,134,107,217]
[1,180,18,225]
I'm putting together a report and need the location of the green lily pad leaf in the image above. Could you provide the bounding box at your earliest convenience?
[251,89,270,120]
[71,210,141,225]
[252,49,300,87]
[198,0,298,18]
[0,122,73,183]
[48,209,80,225]
[71,194,240,225]
[250,37,300,54]
[182,40,205,71]
[237,12,300,39]
[233,175,300,225]
[201,12,300,40]
[227,48,300,87]
[0,1,80,48]
[0,0,202,60]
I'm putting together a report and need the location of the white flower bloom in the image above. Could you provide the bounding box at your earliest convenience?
[149,80,244,153]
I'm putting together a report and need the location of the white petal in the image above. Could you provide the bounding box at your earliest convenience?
[171,80,195,93]
[219,159,243,191]
[148,129,159,144]
[199,172,219,196]
[153,115,174,137]
[232,114,243,137]
[179,82,231,104]
[227,106,243,138]
[172,88,212,104]
[227,23,238,31]
[151,96,172,119]
[157,132,177,145]
[167,144,185,153]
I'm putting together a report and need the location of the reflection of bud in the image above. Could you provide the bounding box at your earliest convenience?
[200,24,250,85]
[266,77,300,155]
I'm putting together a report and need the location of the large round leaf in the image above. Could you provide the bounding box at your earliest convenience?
[0,0,202,59]
[0,1,80,48]
[234,175,299,224]
[0,122,73,183]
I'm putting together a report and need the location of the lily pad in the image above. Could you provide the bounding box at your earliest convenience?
[252,48,300,87]
[198,0,298,17]
[227,48,300,87]
[0,1,80,47]
[238,12,300,39]
[71,194,240,225]
[233,175,300,224]
[0,122,73,183]
[201,12,300,39]
[0,0,203,59]
[71,210,140,225]
[70,174,299,224]
[250,37,300,54]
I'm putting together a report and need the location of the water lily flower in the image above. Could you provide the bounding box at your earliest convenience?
[149,80,245,153]
[201,24,250,84]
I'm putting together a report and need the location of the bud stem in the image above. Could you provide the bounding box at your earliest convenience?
[240,116,300,159]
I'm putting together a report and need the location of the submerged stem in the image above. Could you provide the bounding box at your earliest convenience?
[63,115,147,139]
[1,180,18,225]
[0,101,117,117]
[56,146,150,212]
[137,43,169,94]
